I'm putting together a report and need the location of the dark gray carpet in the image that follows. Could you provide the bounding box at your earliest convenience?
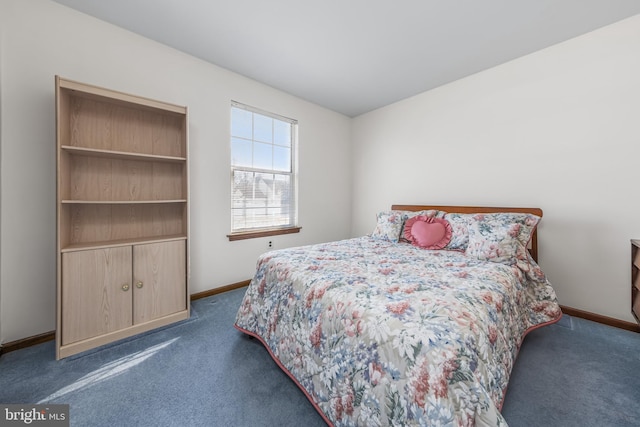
[1,287,639,426]
[502,312,640,426]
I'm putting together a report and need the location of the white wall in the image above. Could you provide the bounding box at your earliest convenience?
[0,0,352,343]
[352,14,640,322]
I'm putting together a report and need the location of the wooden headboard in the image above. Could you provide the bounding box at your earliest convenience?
[391,204,543,262]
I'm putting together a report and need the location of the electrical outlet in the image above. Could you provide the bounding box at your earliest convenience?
[268,241,273,248]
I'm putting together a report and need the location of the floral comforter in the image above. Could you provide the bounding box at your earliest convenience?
[234,237,561,426]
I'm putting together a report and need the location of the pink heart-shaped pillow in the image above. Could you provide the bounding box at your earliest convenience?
[404,216,452,249]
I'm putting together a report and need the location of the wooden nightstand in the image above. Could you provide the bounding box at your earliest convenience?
[632,240,640,324]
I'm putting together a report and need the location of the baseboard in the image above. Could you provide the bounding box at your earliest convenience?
[2,285,635,356]
[190,279,251,300]
[0,280,252,357]
[0,331,56,357]
[560,305,640,333]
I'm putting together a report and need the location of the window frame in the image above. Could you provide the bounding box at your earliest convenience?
[227,101,300,241]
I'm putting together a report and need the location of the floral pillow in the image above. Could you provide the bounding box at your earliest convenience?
[465,213,540,264]
[442,213,473,250]
[403,216,452,249]
[371,210,406,242]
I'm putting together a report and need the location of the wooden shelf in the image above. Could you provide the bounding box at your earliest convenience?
[61,234,187,253]
[61,199,187,204]
[61,145,186,163]
[59,77,186,115]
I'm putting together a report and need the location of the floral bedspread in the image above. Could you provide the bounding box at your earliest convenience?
[234,237,561,427]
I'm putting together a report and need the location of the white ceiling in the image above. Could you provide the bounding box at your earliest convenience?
[51,0,640,117]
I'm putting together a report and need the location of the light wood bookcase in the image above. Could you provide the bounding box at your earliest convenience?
[55,76,189,359]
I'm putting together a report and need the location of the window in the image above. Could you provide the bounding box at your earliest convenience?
[228,102,299,240]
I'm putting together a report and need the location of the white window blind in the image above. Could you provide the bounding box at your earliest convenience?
[230,102,298,233]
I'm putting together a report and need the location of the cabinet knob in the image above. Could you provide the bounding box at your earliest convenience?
[122,283,130,291]
[136,281,144,289]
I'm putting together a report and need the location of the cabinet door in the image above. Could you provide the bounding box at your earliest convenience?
[133,240,186,324]
[61,247,133,345]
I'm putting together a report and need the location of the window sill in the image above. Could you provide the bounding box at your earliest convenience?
[227,226,301,241]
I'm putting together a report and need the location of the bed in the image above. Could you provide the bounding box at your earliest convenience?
[234,205,561,426]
